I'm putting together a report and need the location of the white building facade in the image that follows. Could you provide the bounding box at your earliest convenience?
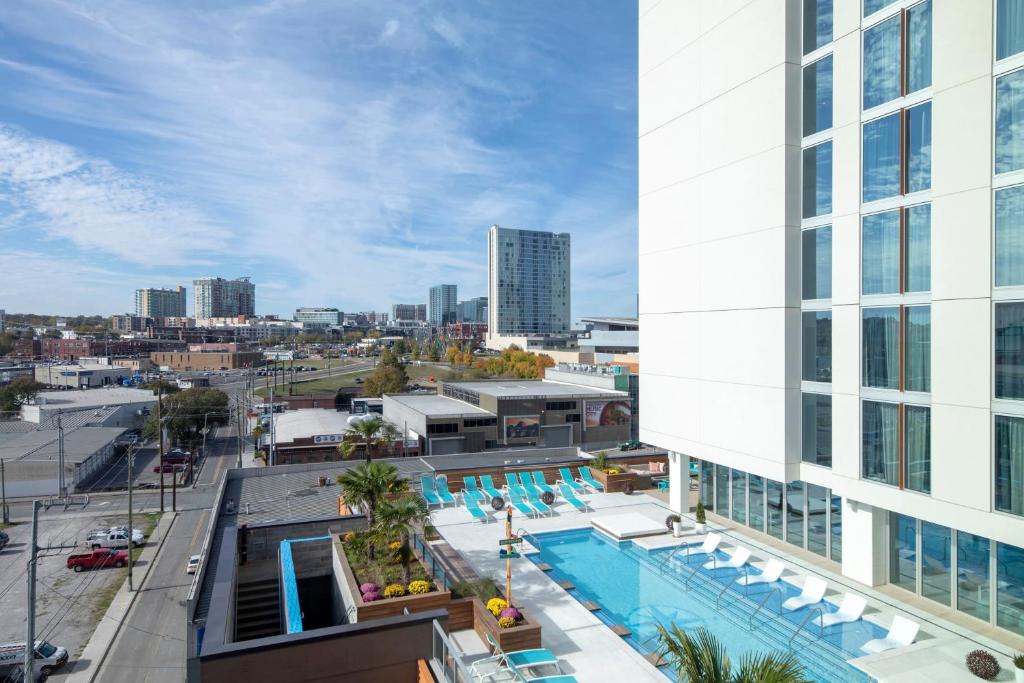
[640,0,1024,639]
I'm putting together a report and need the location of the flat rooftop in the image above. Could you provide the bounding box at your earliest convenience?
[580,316,639,327]
[444,379,627,399]
[32,387,156,408]
[385,393,492,416]
[0,426,125,463]
[272,409,353,445]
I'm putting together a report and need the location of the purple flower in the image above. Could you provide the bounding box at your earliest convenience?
[359,582,378,594]
[362,591,382,602]
[499,607,522,621]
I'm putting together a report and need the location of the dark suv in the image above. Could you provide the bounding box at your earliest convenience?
[0,531,9,552]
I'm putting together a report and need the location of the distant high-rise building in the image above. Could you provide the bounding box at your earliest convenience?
[193,277,255,319]
[488,225,570,336]
[0,309,5,333]
[294,307,343,327]
[135,287,187,319]
[392,303,427,322]
[457,296,488,323]
[429,285,458,326]
[361,311,389,324]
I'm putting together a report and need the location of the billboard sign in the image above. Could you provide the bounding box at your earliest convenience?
[584,400,631,430]
[504,415,540,440]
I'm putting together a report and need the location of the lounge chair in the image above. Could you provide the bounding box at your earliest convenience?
[507,490,535,517]
[558,484,589,512]
[737,558,785,586]
[471,635,560,681]
[681,533,721,563]
[524,487,554,516]
[462,476,487,503]
[782,576,828,611]
[860,615,919,654]
[505,472,524,492]
[464,493,488,523]
[479,475,504,502]
[703,546,751,571]
[528,677,578,683]
[816,593,867,629]
[556,467,586,494]
[420,475,441,507]
[435,475,456,506]
[531,471,556,496]
[578,466,605,492]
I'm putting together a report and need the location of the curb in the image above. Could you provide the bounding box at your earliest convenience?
[63,511,179,683]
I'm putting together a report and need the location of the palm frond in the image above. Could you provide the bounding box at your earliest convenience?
[733,650,811,683]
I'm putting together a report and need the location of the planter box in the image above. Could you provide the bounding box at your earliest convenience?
[446,596,476,631]
[472,598,542,652]
[588,466,641,494]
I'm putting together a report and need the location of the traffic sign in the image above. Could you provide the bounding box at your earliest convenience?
[498,537,524,546]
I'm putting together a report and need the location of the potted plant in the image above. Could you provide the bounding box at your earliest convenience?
[694,500,707,534]
[1013,653,1024,683]
[965,650,1000,680]
[665,514,683,537]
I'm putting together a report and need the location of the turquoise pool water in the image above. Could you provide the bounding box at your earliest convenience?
[526,528,882,682]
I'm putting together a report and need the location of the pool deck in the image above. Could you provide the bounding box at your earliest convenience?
[430,492,1023,683]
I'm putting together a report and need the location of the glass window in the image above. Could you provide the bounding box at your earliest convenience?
[802,226,832,300]
[906,102,932,193]
[787,481,805,548]
[862,210,900,294]
[957,532,991,622]
[802,141,833,218]
[864,400,900,485]
[864,0,897,16]
[830,494,842,562]
[997,70,1024,175]
[863,113,901,202]
[889,512,917,592]
[731,469,746,525]
[803,55,833,136]
[996,541,1024,636]
[998,0,1024,61]
[906,1,932,94]
[904,305,931,393]
[748,475,765,532]
[904,405,931,493]
[921,521,951,606]
[804,0,833,55]
[996,186,1024,287]
[863,15,900,109]
[715,464,730,518]
[700,459,714,511]
[802,393,832,467]
[767,479,785,540]
[995,415,1024,517]
[905,204,931,292]
[863,307,900,389]
[995,302,1024,400]
[806,484,828,557]
[802,311,832,382]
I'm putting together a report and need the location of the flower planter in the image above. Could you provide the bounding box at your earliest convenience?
[446,596,476,632]
[587,466,640,494]
[472,598,542,652]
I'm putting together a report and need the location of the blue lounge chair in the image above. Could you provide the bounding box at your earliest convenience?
[420,475,441,506]
[464,493,488,523]
[504,472,522,491]
[472,634,561,681]
[557,468,585,494]
[435,475,456,506]
[558,484,589,512]
[523,487,553,516]
[507,489,536,517]
[578,466,605,492]
[531,471,556,496]
[462,476,487,503]
[479,475,504,501]
[528,677,578,683]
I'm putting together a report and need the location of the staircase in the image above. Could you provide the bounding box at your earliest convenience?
[234,578,282,641]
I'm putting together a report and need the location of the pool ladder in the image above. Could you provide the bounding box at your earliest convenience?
[788,605,826,649]
[748,584,785,630]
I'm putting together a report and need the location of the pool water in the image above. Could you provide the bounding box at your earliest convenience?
[526,528,882,682]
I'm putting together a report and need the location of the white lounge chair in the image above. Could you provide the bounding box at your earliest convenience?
[860,615,919,654]
[782,575,828,611]
[817,593,867,628]
[685,533,721,559]
[737,558,785,586]
[702,546,751,571]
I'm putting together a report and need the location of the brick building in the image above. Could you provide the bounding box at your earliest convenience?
[151,350,263,370]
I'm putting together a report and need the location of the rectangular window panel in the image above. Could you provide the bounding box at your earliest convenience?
[995,302,1024,400]
[904,204,931,292]
[767,479,784,540]
[904,305,931,393]
[830,494,842,562]
[904,405,931,493]
[996,186,1024,287]
[786,481,805,548]
[863,15,900,109]
[863,400,900,485]
[888,512,916,592]
[802,226,832,300]
[802,141,833,218]
[863,113,901,202]
[804,0,833,55]
[731,469,746,525]
[700,459,714,511]
[803,55,833,136]
[998,0,1024,61]
[802,393,832,467]
[921,521,952,606]
[863,307,900,389]
[997,70,1024,175]
[715,464,730,518]
[906,1,932,94]
[957,532,991,622]
[995,415,1024,517]
[748,475,765,532]
[862,210,900,294]
[906,102,932,193]
[802,311,832,382]
[806,484,828,557]
[996,541,1024,636]
[864,0,897,16]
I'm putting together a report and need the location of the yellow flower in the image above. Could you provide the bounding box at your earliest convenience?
[486,597,508,617]
[498,617,517,629]
[389,541,402,551]
[383,583,406,598]
[408,580,430,594]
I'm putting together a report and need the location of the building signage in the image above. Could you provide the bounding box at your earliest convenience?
[584,400,631,430]
[503,415,540,440]
[313,434,344,444]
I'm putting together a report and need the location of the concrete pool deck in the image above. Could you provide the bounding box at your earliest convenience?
[430,491,1023,683]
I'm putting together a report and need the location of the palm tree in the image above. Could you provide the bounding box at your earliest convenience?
[656,624,810,683]
[374,495,430,584]
[337,415,402,463]
[336,462,403,527]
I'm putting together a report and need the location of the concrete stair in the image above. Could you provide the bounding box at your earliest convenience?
[234,578,282,641]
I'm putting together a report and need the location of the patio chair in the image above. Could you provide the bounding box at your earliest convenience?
[577,466,605,492]
[816,593,867,629]
[702,545,751,571]
[506,489,535,517]
[682,533,721,562]
[737,558,785,586]
[782,575,828,611]
[420,475,441,507]
[479,475,504,502]
[556,468,585,494]
[464,493,488,523]
[504,472,523,492]
[435,475,456,506]
[471,635,560,681]
[558,483,589,512]
[531,471,557,496]
[860,615,919,654]
[524,487,554,516]
[462,476,487,503]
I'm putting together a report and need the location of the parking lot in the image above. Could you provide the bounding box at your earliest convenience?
[0,511,158,680]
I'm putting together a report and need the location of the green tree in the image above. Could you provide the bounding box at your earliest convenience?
[0,377,46,413]
[141,387,229,447]
[140,379,180,395]
[374,495,430,584]
[337,415,402,463]
[362,349,408,396]
[335,461,405,527]
[656,625,810,683]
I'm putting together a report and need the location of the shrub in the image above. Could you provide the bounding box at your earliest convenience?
[498,617,517,629]
[359,582,379,594]
[965,650,1000,680]
[383,583,406,598]
[499,607,521,621]
[362,591,382,602]
[408,580,431,595]
[343,531,356,543]
[487,597,508,617]
[695,500,706,525]
[665,514,681,531]
[1014,653,1024,670]
[592,451,608,471]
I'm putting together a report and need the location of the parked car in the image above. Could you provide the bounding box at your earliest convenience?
[66,548,128,572]
[0,640,68,677]
[186,554,201,574]
[86,527,144,549]
[618,440,643,451]
[0,531,8,552]
[152,463,186,474]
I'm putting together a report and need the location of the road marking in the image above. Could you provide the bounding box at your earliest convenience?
[98,501,110,506]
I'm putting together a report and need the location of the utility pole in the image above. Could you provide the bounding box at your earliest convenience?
[127,444,134,591]
[56,410,65,499]
[236,403,243,468]
[268,383,275,467]
[158,384,164,513]
[25,501,38,682]
[1,458,7,524]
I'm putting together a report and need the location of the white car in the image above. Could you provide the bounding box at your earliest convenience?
[186,555,201,574]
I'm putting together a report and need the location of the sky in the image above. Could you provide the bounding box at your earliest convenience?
[0,0,638,321]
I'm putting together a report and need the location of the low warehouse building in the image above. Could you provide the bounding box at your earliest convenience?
[34,363,130,389]
[151,350,263,371]
[0,426,125,497]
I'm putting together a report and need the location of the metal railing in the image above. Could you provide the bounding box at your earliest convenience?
[430,619,476,683]
[411,532,452,591]
[748,584,785,630]
[788,605,825,649]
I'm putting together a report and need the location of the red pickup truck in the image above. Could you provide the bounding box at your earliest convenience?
[67,548,128,572]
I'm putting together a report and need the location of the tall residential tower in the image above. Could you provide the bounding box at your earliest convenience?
[428,285,458,326]
[193,277,255,319]
[487,225,570,339]
[135,286,186,318]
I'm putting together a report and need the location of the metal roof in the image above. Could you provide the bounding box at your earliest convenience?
[443,379,627,400]
[0,426,124,463]
[385,393,492,417]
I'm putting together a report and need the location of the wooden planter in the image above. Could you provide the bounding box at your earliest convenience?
[472,598,542,652]
[587,466,641,494]
[446,596,476,631]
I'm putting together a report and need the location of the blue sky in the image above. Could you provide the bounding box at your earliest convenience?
[0,1,638,320]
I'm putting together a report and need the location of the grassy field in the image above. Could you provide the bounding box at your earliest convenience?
[253,364,445,398]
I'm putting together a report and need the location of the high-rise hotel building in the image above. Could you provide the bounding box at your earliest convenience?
[487,225,571,337]
[640,0,1024,638]
[194,277,255,319]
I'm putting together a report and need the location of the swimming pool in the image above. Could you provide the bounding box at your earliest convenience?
[526,528,883,682]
